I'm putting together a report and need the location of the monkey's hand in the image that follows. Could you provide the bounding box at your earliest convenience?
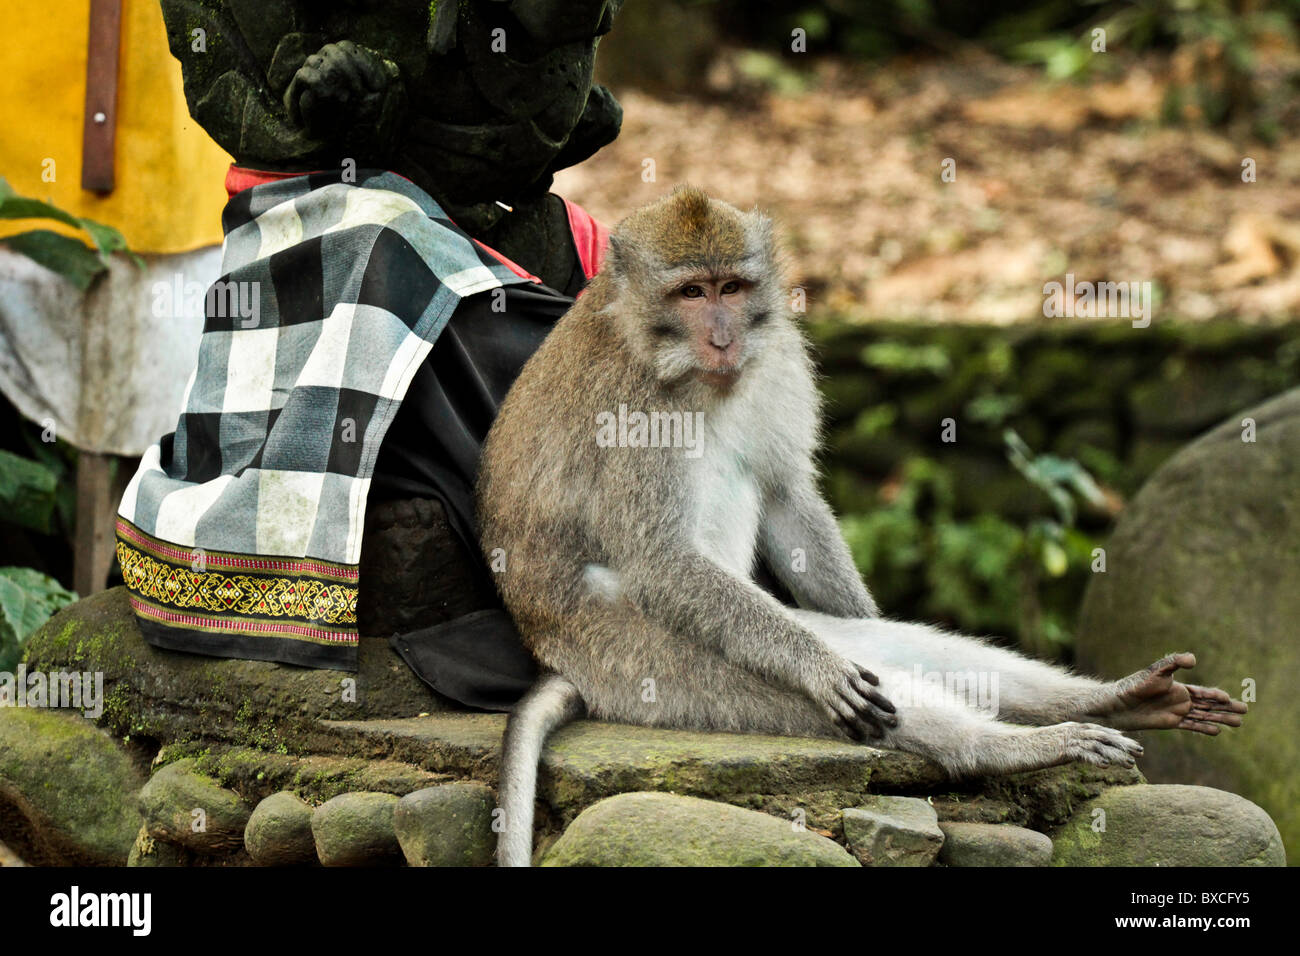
[283,40,403,146]
[805,657,899,743]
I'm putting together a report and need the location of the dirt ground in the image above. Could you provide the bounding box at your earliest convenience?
[554,52,1300,324]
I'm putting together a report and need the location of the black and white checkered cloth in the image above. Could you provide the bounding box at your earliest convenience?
[115,170,534,669]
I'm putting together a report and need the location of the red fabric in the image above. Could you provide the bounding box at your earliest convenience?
[470,239,542,283]
[563,197,610,280]
[224,164,315,199]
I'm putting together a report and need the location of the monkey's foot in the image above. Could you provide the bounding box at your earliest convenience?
[1093,653,1247,735]
[1058,722,1144,769]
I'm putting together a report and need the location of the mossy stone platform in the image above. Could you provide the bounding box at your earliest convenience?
[0,587,1283,866]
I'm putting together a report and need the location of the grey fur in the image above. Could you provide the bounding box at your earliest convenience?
[480,188,1243,866]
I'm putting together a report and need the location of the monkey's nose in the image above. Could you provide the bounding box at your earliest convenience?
[705,340,739,365]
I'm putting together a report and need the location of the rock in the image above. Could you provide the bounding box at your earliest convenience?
[245,792,318,866]
[937,822,1053,867]
[127,824,188,867]
[0,838,26,867]
[323,713,1140,836]
[541,792,859,867]
[139,758,251,854]
[325,712,945,832]
[20,587,450,754]
[181,746,448,806]
[842,795,944,867]
[1050,784,1285,866]
[1077,388,1300,862]
[393,783,495,867]
[356,497,499,638]
[0,708,143,865]
[311,792,402,866]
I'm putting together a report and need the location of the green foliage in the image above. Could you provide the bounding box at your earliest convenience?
[0,449,58,534]
[817,318,1300,661]
[13,426,79,538]
[732,50,813,95]
[1004,0,1300,124]
[696,0,1297,130]
[0,177,142,290]
[838,433,1105,656]
[1005,428,1107,526]
[860,341,952,376]
[0,567,77,671]
[1007,34,1106,80]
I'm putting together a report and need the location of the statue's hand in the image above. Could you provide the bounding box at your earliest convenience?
[284,40,402,144]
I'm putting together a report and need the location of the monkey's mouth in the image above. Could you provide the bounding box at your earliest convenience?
[697,367,742,388]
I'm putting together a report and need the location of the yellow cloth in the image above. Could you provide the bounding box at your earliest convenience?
[0,1,232,253]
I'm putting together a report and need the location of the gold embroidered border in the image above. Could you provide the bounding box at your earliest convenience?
[116,536,358,630]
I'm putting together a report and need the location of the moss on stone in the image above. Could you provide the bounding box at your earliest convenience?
[0,709,143,864]
[22,588,447,755]
[542,792,859,867]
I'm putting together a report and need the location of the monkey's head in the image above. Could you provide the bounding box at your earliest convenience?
[601,186,788,392]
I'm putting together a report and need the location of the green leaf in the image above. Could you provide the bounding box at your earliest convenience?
[0,177,82,230]
[0,448,58,533]
[860,341,952,376]
[0,230,107,290]
[78,216,145,269]
[0,178,143,272]
[965,392,1023,426]
[1041,540,1069,577]
[0,567,78,671]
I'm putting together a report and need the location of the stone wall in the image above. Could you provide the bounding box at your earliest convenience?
[0,589,1286,866]
[811,318,1300,656]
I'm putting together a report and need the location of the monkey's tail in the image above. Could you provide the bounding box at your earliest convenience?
[496,672,586,867]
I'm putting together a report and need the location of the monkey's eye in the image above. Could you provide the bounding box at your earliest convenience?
[721,280,742,295]
[680,285,705,299]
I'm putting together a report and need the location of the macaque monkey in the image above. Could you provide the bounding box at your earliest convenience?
[476,186,1247,867]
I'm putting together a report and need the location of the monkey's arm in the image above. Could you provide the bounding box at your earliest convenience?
[619,539,895,740]
[759,482,879,619]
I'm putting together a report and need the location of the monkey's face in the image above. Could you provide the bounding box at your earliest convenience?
[649,271,775,391]
[605,186,787,392]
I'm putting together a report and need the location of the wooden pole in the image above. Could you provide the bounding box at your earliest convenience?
[73,452,115,596]
[80,0,123,194]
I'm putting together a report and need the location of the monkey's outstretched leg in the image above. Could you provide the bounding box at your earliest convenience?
[810,645,1145,776]
[795,611,1107,720]
[793,612,1246,735]
[535,613,1138,778]
[867,675,1144,777]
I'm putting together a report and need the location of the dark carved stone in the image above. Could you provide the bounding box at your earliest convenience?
[356,497,498,639]
[160,0,623,292]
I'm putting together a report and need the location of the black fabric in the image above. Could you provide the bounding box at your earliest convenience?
[371,281,574,544]
[369,280,574,709]
[389,610,540,712]
[136,615,354,671]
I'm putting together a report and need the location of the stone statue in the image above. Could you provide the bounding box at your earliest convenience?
[159,0,623,291]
